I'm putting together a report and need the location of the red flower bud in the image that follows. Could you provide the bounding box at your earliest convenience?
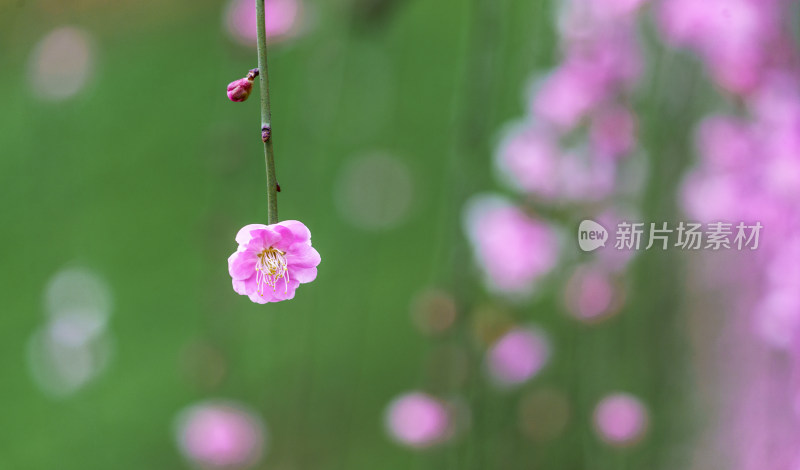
[227,77,253,102]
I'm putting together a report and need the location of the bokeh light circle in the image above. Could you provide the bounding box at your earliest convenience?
[29,27,95,101]
[486,327,550,387]
[224,0,300,46]
[27,325,113,398]
[564,265,623,323]
[45,267,112,321]
[593,393,649,446]
[335,153,414,231]
[384,392,451,448]
[411,289,457,336]
[175,401,267,469]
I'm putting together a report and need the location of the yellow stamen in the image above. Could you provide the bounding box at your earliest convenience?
[255,247,289,296]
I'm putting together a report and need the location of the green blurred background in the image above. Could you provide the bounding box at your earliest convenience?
[0,0,702,468]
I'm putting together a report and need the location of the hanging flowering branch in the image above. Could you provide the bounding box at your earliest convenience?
[225,0,321,304]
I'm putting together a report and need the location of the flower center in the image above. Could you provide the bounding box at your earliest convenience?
[255,247,289,295]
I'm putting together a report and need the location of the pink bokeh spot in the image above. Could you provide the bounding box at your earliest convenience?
[593,393,648,445]
[487,327,550,386]
[176,402,265,468]
[565,265,618,321]
[225,0,300,46]
[385,392,450,448]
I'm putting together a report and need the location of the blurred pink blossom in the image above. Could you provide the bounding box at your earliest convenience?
[680,173,742,223]
[588,0,647,19]
[663,1,800,462]
[225,0,300,46]
[755,289,800,349]
[747,73,800,127]
[532,8,642,131]
[464,196,559,294]
[560,0,647,33]
[487,327,550,386]
[593,393,648,446]
[564,265,620,321]
[495,124,559,198]
[766,238,800,290]
[556,150,617,202]
[657,0,779,94]
[384,392,451,448]
[566,28,642,91]
[695,116,754,170]
[531,62,606,131]
[228,220,320,303]
[494,126,619,203]
[590,105,637,160]
[175,401,266,469]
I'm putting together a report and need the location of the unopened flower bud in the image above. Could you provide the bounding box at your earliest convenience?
[227,77,253,102]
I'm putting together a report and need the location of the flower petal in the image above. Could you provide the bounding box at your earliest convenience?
[248,288,275,304]
[232,274,257,295]
[278,220,311,244]
[245,228,281,252]
[236,224,269,245]
[271,279,300,301]
[291,266,317,284]
[270,224,296,251]
[288,245,321,268]
[228,250,257,280]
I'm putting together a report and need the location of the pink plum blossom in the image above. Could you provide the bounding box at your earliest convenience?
[228,220,320,303]
[593,393,648,446]
[384,392,451,448]
[464,196,559,294]
[487,327,550,386]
